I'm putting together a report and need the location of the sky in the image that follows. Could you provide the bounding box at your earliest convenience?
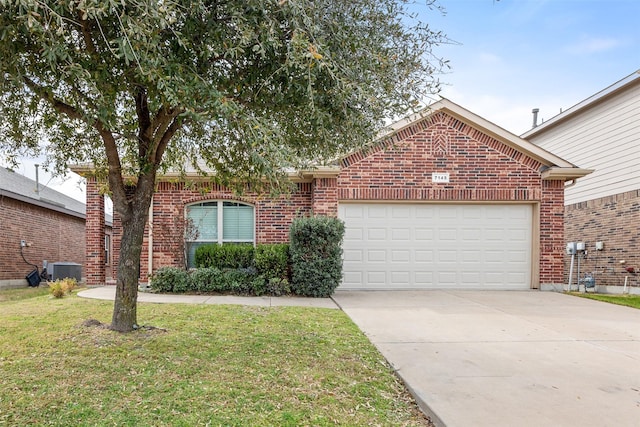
[420,0,640,134]
[4,0,640,204]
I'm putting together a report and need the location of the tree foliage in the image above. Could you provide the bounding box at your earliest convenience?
[0,0,447,331]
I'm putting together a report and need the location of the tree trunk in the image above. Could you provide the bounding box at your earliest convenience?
[110,193,152,332]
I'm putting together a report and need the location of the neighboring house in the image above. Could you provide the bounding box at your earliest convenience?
[0,167,113,289]
[75,99,590,290]
[523,69,640,289]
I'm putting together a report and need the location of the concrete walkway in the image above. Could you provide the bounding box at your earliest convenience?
[78,286,338,309]
[332,290,640,427]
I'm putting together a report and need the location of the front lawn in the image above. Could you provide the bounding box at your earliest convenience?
[0,289,431,426]
[571,292,640,310]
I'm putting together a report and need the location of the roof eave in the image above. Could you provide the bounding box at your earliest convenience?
[541,168,594,181]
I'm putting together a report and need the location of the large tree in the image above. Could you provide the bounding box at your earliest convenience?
[0,0,446,331]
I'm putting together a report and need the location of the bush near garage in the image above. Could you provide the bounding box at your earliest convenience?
[289,216,345,297]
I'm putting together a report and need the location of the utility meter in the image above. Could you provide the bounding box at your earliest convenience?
[566,242,577,255]
[576,242,586,252]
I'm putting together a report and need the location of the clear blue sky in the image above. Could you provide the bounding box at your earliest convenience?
[418,0,640,134]
[6,0,640,201]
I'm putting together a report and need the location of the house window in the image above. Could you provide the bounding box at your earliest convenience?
[104,234,111,265]
[185,201,255,268]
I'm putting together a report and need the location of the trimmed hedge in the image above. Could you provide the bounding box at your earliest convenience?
[254,243,289,280]
[190,267,224,292]
[149,266,259,295]
[194,243,254,269]
[150,267,190,293]
[289,216,345,297]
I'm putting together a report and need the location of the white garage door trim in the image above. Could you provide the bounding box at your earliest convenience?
[339,203,534,290]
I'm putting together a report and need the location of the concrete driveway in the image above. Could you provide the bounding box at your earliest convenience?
[333,290,640,427]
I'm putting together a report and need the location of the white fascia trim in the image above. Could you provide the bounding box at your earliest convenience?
[541,167,594,180]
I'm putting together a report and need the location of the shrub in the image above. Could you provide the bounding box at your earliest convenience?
[222,267,258,295]
[49,281,66,298]
[289,216,345,297]
[48,277,78,298]
[195,244,254,269]
[254,244,289,281]
[266,277,290,297]
[61,277,77,293]
[190,268,224,293]
[150,267,190,293]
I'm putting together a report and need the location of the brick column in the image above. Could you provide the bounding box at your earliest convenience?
[85,178,105,285]
[311,177,338,217]
[539,179,565,286]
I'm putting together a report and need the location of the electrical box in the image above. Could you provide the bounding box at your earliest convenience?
[576,242,586,252]
[566,242,577,255]
[595,241,604,251]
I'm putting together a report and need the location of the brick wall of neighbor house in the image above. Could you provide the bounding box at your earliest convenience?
[338,111,566,286]
[0,196,85,285]
[564,189,640,288]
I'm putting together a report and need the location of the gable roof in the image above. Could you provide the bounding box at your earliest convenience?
[369,98,592,180]
[0,167,88,218]
[522,69,640,138]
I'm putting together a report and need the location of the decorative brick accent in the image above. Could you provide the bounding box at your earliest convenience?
[564,189,640,287]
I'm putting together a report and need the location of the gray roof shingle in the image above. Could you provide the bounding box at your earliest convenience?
[0,166,86,217]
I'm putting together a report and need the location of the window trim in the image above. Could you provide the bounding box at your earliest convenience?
[185,200,256,267]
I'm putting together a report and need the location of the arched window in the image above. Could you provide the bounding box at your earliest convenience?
[185,201,255,268]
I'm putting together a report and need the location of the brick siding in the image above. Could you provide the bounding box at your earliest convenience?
[0,195,85,283]
[564,189,640,287]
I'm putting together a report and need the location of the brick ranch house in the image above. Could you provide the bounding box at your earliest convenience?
[74,99,591,291]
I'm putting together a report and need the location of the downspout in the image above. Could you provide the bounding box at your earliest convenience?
[147,195,153,279]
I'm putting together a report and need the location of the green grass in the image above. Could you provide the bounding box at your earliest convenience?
[0,285,50,302]
[0,289,431,426]
[571,292,640,309]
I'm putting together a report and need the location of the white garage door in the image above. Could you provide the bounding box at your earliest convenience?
[339,203,533,290]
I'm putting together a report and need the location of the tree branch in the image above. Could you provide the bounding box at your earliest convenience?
[22,76,83,121]
[135,85,152,158]
[77,10,97,55]
[95,121,129,219]
[154,113,184,165]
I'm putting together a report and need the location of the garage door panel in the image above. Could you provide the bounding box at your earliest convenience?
[339,203,532,290]
[391,271,410,285]
[367,250,386,262]
[415,250,434,263]
[343,249,363,262]
[392,250,411,262]
[392,228,411,241]
[415,228,434,240]
[367,228,387,240]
